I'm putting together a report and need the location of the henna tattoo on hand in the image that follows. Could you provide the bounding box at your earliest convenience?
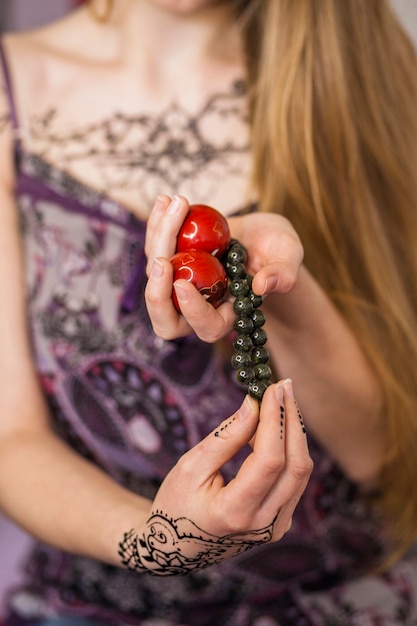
[119,510,276,576]
[295,399,307,434]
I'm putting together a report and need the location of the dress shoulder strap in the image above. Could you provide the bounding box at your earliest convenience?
[0,38,22,151]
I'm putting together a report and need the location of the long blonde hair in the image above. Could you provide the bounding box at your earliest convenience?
[238,0,417,565]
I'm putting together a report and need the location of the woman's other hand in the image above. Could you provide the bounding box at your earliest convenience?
[119,379,312,575]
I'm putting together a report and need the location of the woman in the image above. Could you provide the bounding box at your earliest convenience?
[0,0,416,624]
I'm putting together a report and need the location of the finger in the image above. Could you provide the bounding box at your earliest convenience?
[144,257,192,339]
[251,260,301,298]
[225,382,288,510]
[278,379,312,501]
[250,230,304,296]
[265,380,313,536]
[144,194,171,261]
[224,379,312,528]
[173,280,236,343]
[145,195,190,276]
[180,395,260,486]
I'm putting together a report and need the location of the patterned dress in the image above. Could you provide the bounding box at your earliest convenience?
[2,43,417,626]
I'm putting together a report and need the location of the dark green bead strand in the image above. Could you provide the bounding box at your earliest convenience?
[223,239,273,401]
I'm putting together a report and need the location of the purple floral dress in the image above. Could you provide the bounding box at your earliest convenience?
[2,43,417,626]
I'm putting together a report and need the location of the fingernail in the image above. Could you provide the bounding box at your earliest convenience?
[167,195,182,214]
[275,383,284,403]
[154,195,166,212]
[283,378,294,398]
[262,275,277,295]
[239,395,256,420]
[174,283,188,303]
[151,259,164,278]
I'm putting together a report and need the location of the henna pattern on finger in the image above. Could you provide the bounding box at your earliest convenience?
[214,416,236,437]
[295,400,306,434]
[119,510,276,576]
[280,404,285,440]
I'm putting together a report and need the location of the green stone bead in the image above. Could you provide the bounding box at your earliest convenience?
[251,347,270,364]
[236,367,255,384]
[227,244,247,265]
[229,238,248,255]
[253,363,272,380]
[231,351,252,369]
[233,297,253,316]
[251,310,265,328]
[229,278,249,297]
[249,291,264,308]
[251,328,267,346]
[234,316,254,334]
[233,334,253,352]
[248,380,270,401]
[226,262,247,279]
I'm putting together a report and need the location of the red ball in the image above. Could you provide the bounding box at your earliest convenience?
[176,204,231,259]
[170,250,228,313]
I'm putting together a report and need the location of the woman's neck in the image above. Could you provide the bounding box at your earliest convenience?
[106,0,242,66]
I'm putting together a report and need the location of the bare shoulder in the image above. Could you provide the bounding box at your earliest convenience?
[1,8,103,116]
[2,6,91,59]
[0,8,92,177]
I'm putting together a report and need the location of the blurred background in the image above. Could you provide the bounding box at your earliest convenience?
[0,0,76,32]
[0,0,415,619]
[0,0,416,46]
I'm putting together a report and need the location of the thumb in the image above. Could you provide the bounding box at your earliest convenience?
[252,262,297,297]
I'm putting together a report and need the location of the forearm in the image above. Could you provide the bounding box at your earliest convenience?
[0,385,312,578]
[0,429,151,566]
[263,265,384,485]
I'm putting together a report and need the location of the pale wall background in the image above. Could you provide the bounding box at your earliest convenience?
[394,0,417,45]
[0,0,416,45]
[0,0,415,617]
[0,0,73,31]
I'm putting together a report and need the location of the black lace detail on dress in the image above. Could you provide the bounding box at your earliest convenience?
[29,80,249,201]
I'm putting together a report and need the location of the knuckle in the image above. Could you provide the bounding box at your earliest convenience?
[262,456,286,478]
[155,329,176,341]
[144,283,160,306]
[196,328,223,344]
[289,455,314,481]
[195,312,229,344]
[276,264,298,293]
[175,451,195,478]
[222,510,251,535]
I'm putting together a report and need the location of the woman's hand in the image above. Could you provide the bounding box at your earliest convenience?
[144,195,304,342]
[119,379,312,575]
